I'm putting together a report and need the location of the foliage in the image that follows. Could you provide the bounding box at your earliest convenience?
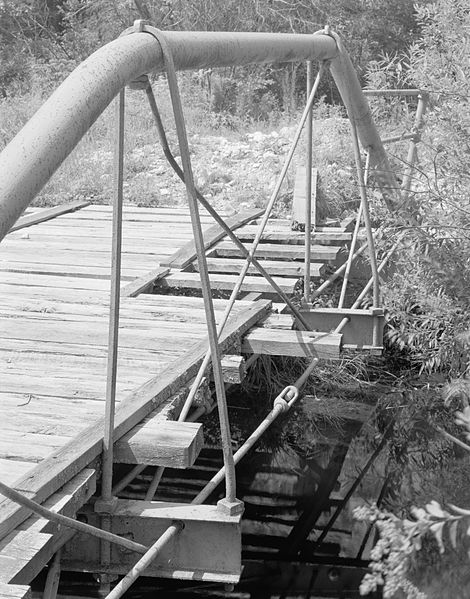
[355,502,470,598]
[363,0,470,378]
[355,403,470,598]
[0,0,426,108]
[382,246,470,375]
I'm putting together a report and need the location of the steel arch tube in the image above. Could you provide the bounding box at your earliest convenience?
[0,31,337,241]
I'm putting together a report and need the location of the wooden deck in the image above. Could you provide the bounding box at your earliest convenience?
[0,205,234,485]
[0,202,368,590]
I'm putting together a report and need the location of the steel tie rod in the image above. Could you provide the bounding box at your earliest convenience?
[143,81,311,332]
[141,24,239,507]
[179,61,327,424]
[139,46,326,503]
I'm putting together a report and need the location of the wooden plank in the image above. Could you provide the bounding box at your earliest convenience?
[292,167,319,225]
[83,205,228,216]
[0,246,161,268]
[0,299,248,325]
[236,227,352,245]
[201,257,325,279]
[0,284,107,303]
[0,583,31,599]
[241,328,342,359]
[8,228,194,242]
[0,289,251,311]
[0,272,110,292]
[0,300,271,540]
[1,238,176,256]
[161,209,264,269]
[0,431,70,463]
[0,471,96,585]
[18,469,96,535]
[258,313,294,330]
[8,201,90,233]
[0,532,54,584]
[114,420,203,467]
[220,354,246,384]
[6,232,193,250]
[0,337,179,364]
[0,262,142,281]
[0,461,33,487]
[156,271,297,295]
[0,322,214,349]
[240,292,263,302]
[58,211,215,224]
[121,267,170,297]
[212,241,341,263]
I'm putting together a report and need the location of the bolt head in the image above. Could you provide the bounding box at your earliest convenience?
[217,498,244,516]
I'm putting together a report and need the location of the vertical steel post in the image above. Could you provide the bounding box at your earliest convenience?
[401,92,428,201]
[102,89,125,502]
[338,150,370,309]
[349,121,380,345]
[179,62,326,425]
[99,89,125,594]
[146,26,240,510]
[303,61,314,304]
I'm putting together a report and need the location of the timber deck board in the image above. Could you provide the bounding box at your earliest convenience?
[0,202,358,581]
[212,240,342,262]
[155,271,299,295]
[0,206,270,542]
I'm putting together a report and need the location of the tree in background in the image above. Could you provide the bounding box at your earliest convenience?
[0,0,423,112]
[356,2,470,596]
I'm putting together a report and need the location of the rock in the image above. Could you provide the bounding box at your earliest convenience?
[251,131,265,143]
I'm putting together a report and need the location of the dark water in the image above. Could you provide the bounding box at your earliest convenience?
[32,447,375,598]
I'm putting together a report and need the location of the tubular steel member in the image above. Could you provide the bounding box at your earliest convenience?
[324,29,400,210]
[104,521,184,599]
[142,25,240,513]
[334,235,403,338]
[178,61,327,427]
[0,31,337,242]
[349,121,381,345]
[363,89,423,97]
[193,358,319,505]
[98,88,126,594]
[111,357,320,597]
[0,479,148,554]
[401,92,428,202]
[143,80,310,331]
[381,132,416,145]
[303,60,316,304]
[338,149,370,309]
[0,28,398,244]
[101,90,125,505]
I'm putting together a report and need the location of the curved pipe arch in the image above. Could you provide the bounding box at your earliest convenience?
[0,29,397,241]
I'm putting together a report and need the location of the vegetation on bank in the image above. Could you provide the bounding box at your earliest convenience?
[1,1,470,597]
